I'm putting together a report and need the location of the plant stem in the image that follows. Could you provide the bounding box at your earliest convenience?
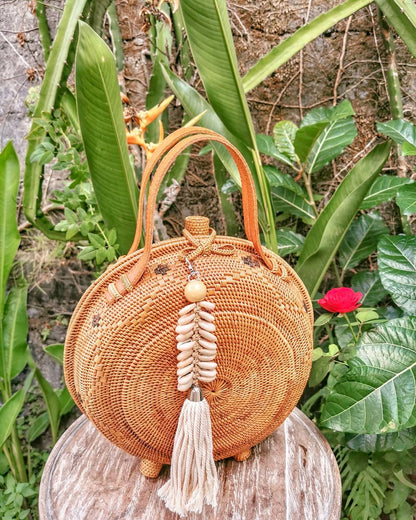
[343,313,358,342]
[301,170,318,217]
[36,1,52,61]
[10,426,27,482]
[378,9,408,177]
[2,443,16,477]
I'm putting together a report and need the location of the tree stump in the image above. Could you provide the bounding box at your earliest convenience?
[39,408,341,520]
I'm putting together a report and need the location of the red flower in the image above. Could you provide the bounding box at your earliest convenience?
[318,287,363,314]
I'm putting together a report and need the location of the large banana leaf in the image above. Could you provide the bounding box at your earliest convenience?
[0,142,20,315]
[320,316,416,433]
[76,22,139,254]
[179,0,277,250]
[375,0,416,59]
[180,0,255,147]
[23,0,89,239]
[296,142,391,297]
[243,0,373,92]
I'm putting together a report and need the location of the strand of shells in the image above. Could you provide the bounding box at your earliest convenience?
[175,301,217,392]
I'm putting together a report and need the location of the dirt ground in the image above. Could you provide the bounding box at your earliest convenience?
[1,0,416,414]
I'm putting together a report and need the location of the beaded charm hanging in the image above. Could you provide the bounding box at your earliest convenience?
[158,258,219,516]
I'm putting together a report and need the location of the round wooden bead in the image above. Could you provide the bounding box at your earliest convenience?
[184,280,207,302]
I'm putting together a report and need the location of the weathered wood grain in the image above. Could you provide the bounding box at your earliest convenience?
[39,408,341,520]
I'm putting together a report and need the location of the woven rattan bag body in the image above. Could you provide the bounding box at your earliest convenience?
[64,127,313,490]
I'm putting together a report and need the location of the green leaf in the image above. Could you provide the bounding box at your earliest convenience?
[256,134,294,167]
[27,413,49,443]
[360,175,412,209]
[57,387,74,416]
[76,22,139,254]
[242,0,373,92]
[378,234,416,315]
[212,153,240,236]
[180,0,255,147]
[271,186,316,222]
[0,390,25,450]
[160,64,250,187]
[146,14,172,142]
[320,316,416,433]
[356,310,380,323]
[0,143,20,314]
[350,271,388,307]
[304,117,357,174]
[34,369,61,444]
[301,99,355,126]
[309,356,334,387]
[2,287,28,380]
[23,0,89,239]
[338,212,389,270]
[294,121,327,164]
[377,119,416,153]
[375,0,416,59]
[396,183,416,215]
[347,427,416,452]
[264,165,305,196]
[273,121,298,163]
[296,142,391,297]
[275,229,305,257]
[44,343,64,365]
[314,313,333,327]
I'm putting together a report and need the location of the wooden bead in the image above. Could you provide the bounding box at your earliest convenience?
[184,280,207,302]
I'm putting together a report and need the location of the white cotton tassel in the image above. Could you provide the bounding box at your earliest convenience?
[158,386,219,517]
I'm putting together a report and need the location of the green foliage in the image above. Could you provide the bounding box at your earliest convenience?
[23,0,91,239]
[296,142,391,297]
[179,0,277,250]
[360,175,413,210]
[378,234,416,315]
[350,271,388,307]
[76,22,139,254]
[375,0,416,59]
[321,316,416,433]
[377,119,416,155]
[338,212,389,271]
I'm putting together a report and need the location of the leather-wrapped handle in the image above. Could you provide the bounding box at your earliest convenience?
[106,128,276,303]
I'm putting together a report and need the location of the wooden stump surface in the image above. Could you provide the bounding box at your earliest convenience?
[39,408,341,520]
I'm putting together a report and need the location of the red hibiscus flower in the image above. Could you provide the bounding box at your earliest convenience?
[318,287,363,314]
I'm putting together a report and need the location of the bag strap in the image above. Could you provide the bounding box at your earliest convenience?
[128,126,259,254]
[106,127,278,303]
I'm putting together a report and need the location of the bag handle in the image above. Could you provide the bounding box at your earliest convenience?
[106,127,277,303]
[128,126,259,254]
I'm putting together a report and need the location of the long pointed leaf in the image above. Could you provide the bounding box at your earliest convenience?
[2,286,28,380]
[34,369,61,444]
[375,0,416,58]
[76,22,139,254]
[161,65,250,187]
[0,143,20,314]
[180,0,256,147]
[0,390,25,450]
[243,0,373,92]
[296,142,391,297]
[23,0,89,238]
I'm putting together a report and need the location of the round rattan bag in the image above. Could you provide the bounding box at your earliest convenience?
[64,128,313,479]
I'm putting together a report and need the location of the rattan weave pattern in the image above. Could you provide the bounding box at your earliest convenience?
[64,233,313,464]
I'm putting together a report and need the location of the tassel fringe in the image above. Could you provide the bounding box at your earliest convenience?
[158,394,218,517]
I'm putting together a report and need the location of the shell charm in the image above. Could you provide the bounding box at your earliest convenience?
[175,280,217,392]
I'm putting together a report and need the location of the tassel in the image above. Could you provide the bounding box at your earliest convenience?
[158,386,219,517]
